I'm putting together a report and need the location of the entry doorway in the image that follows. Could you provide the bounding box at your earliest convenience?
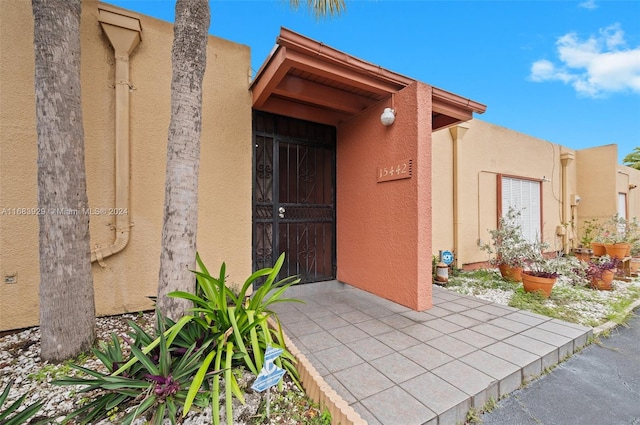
[252,112,336,284]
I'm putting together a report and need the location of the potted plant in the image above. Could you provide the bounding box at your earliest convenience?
[631,241,640,274]
[581,218,605,256]
[625,217,640,260]
[573,247,593,262]
[481,207,531,282]
[575,218,598,260]
[601,214,636,258]
[587,255,620,290]
[521,238,559,298]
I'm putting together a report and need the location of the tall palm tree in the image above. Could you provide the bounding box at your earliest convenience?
[623,147,640,170]
[157,0,210,320]
[157,0,345,320]
[32,0,95,361]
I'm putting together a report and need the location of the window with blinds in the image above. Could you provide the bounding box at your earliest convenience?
[618,193,627,221]
[501,176,541,243]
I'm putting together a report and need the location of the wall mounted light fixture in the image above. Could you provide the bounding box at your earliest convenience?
[380,107,396,126]
[381,93,396,126]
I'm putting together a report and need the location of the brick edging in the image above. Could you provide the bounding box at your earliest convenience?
[270,318,367,425]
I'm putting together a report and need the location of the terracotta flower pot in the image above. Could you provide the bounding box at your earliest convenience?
[591,269,615,290]
[573,248,593,262]
[499,264,523,282]
[631,258,640,274]
[590,242,606,257]
[604,243,630,259]
[522,272,557,298]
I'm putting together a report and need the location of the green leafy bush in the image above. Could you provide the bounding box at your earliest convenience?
[170,252,302,425]
[53,253,301,425]
[53,312,213,425]
[481,207,533,269]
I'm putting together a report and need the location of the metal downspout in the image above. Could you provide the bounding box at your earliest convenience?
[560,152,575,254]
[92,8,141,266]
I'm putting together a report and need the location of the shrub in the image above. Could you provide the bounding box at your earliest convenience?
[53,253,301,425]
[53,312,213,425]
[170,252,301,425]
[587,256,621,280]
[481,207,532,269]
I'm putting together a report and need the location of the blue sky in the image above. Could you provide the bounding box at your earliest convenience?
[108,0,640,163]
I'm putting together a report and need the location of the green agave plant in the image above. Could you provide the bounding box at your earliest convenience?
[54,253,301,425]
[53,312,215,425]
[0,380,44,425]
[170,252,302,425]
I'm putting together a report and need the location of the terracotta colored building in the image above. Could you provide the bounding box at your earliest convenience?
[250,28,485,313]
[1,1,638,331]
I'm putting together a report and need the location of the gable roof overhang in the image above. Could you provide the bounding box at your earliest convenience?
[251,28,486,130]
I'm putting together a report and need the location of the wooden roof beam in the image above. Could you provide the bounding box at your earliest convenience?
[257,97,350,126]
[274,75,373,115]
[252,47,291,109]
[285,50,402,97]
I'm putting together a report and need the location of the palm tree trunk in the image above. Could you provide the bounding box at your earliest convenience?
[32,0,95,361]
[157,0,210,320]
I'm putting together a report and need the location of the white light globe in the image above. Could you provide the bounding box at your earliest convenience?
[380,108,395,126]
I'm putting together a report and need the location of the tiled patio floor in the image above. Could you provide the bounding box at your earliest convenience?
[272,281,592,425]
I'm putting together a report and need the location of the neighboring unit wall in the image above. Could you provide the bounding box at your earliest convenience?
[615,165,640,220]
[432,119,576,267]
[337,82,433,311]
[621,166,640,220]
[0,1,252,331]
[576,145,640,231]
[576,145,618,224]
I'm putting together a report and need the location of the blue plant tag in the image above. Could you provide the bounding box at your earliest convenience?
[251,345,286,392]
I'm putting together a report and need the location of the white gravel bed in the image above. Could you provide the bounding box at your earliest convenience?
[446,270,640,328]
[0,313,305,424]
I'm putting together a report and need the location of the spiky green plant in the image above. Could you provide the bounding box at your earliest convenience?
[170,252,302,425]
[53,312,214,425]
[55,254,301,425]
[0,380,43,425]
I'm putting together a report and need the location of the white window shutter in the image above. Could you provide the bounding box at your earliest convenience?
[618,193,627,220]
[501,177,541,243]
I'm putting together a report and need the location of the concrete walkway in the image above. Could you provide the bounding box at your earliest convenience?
[272,281,592,425]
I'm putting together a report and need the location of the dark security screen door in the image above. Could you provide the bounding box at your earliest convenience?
[253,112,336,284]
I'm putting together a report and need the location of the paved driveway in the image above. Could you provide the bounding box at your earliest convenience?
[480,311,640,425]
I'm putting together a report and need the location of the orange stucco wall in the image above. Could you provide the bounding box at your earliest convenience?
[0,1,252,331]
[336,82,433,311]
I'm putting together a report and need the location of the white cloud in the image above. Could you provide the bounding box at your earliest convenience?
[579,0,598,10]
[529,24,640,97]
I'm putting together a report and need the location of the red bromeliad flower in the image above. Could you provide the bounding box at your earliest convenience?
[144,374,180,398]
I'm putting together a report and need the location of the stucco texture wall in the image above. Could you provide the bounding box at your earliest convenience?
[576,145,640,232]
[336,82,433,311]
[432,119,577,267]
[0,1,252,331]
[623,167,640,220]
[576,145,618,222]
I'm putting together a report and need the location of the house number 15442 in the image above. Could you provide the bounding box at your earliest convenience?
[377,159,413,183]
